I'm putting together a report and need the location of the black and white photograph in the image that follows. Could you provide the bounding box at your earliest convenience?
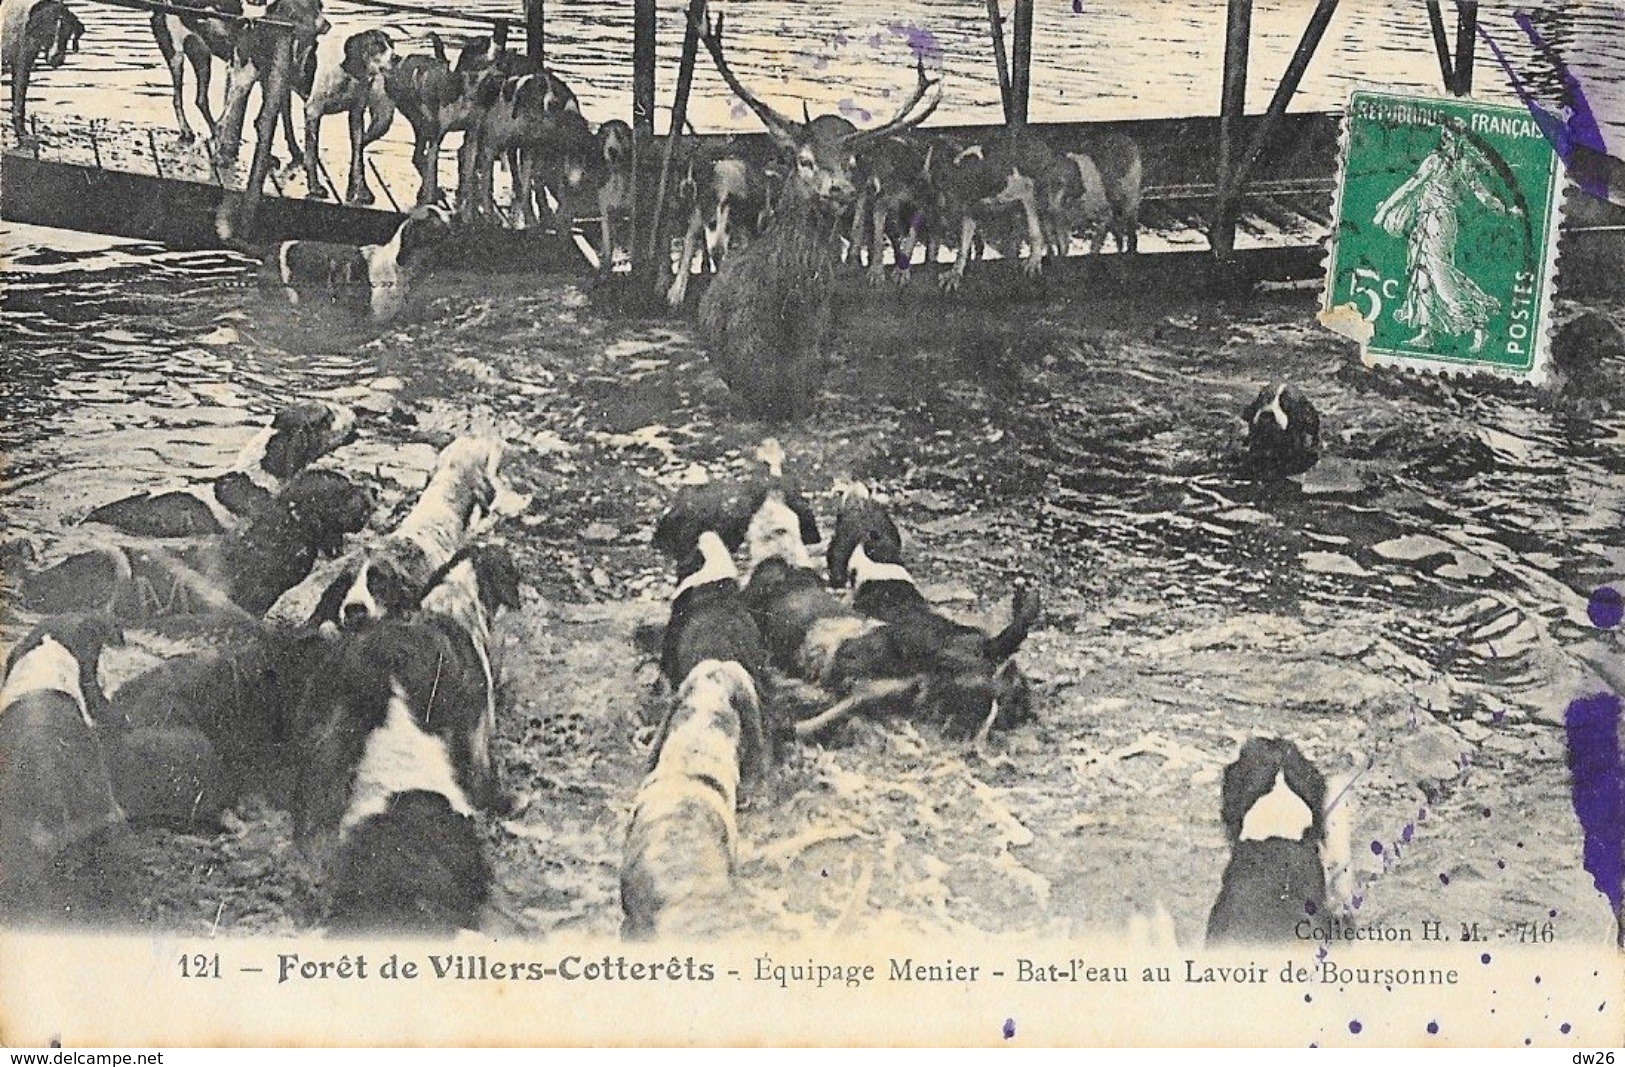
[1,0,1623,1048]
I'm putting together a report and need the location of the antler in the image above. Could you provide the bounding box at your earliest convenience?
[848,54,943,146]
[699,11,802,142]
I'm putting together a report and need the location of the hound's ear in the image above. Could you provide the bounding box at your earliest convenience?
[263,416,319,480]
[790,495,821,545]
[429,30,447,64]
[307,567,356,630]
[471,544,523,613]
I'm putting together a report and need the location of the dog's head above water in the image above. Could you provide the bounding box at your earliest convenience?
[275,469,375,556]
[826,482,903,587]
[258,401,359,481]
[394,204,457,272]
[653,480,819,565]
[2,613,125,721]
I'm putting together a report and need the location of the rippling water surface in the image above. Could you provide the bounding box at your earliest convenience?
[2,2,1623,669]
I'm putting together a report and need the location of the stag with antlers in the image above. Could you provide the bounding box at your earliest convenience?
[693,12,940,421]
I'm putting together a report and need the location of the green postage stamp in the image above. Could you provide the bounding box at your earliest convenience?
[1321,90,1565,384]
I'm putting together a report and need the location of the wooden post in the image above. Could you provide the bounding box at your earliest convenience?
[1452,0,1477,95]
[1009,0,1034,128]
[1235,0,1338,188]
[525,0,544,65]
[630,0,658,273]
[987,0,1014,127]
[1424,0,1455,92]
[648,0,705,279]
[1212,0,1252,257]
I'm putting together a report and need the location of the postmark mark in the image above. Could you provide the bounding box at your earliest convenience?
[1320,90,1564,384]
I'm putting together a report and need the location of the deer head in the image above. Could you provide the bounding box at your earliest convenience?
[699,11,941,207]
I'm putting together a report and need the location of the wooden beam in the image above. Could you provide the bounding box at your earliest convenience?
[987,0,1014,126]
[648,0,705,275]
[1212,0,1252,257]
[630,0,658,272]
[1234,0,1338,189]
[1009,0,1034,128]
[1452,0,1478,95]
[525,0,544,64]
[633,0,658,137]
[1424,0,1456,92]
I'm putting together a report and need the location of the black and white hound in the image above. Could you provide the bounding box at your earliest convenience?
[1241,383,1322,477]
[1205,737,1330,946]
[816,488,1040,742]
[290,533,522,934]
[3,0,84,138]
[0,615,125,913]
[309,436,527,630]
[83,400,357,537]
[261,204,455,323]
[291,618,497,935]
[296,27,398,205]
[25,467,374,621]
[149,0,250,147]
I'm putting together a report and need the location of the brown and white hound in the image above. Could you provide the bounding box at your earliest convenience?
[296,27,397,204]
[212,0,329,232]
[2,0,84,138]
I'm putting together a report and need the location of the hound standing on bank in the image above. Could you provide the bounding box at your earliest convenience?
[2,0,84,138]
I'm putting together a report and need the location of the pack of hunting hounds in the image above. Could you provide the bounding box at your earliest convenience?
[0,389,1349,944]
[7,1,1138,321]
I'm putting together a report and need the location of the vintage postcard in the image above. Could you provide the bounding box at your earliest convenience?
[1,0,1623,1050]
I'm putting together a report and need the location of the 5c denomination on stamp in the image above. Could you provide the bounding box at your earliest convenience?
[1321,90,1565,384]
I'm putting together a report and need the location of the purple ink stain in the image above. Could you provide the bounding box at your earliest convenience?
[1497,859,1506,869]
[1561,1023,1572,1034]
[1589,586,1624,629]
[832,31,848,47]
[1482,14,1615,203]
[1563,691,1624,922]
[1483,807,1493,818]
[1401,823,1414,844]
[1349,1020,1363,1035]
[812,56,828,71]
[1002,1018,1016,1040]
[1072,0,1083,10]
[1370,840,1384,855]
[836,99,871,122]
[730,102,748,121]
[1427,1022,1439,1035]
[1550,909,1558,917]
[1482,953,1493,965]
[1304,994,1312,1003]
[886,22,942,64]
[1304,899,1317,916]
[1352,894,1364,910]
[1440,873,1451,886]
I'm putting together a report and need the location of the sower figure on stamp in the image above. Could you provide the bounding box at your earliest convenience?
[1373,122,1520,354]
